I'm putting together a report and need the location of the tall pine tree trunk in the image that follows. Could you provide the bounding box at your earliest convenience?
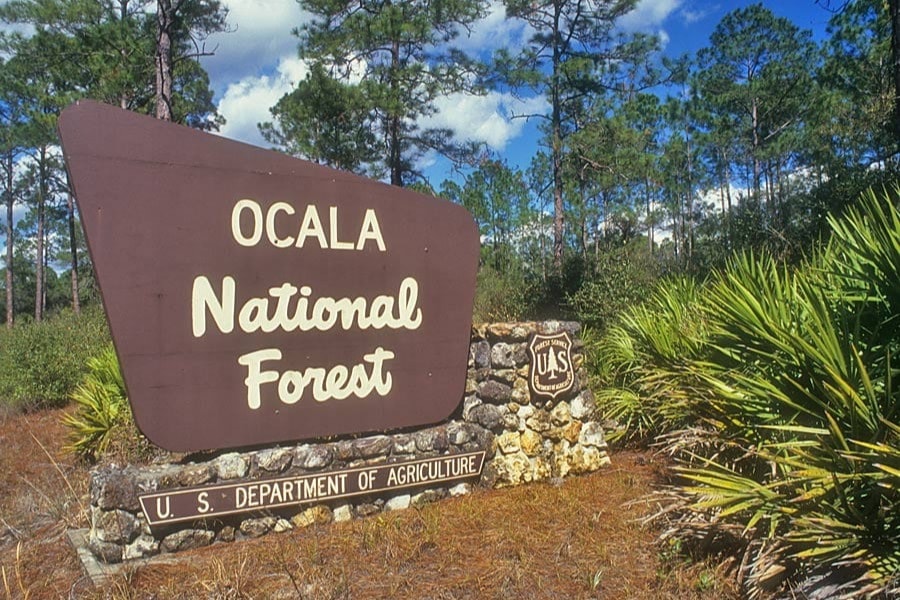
[550,6,564,273]
[34,146,46,322]
[66,187,80,314]
[5,151,13,329]
[890,0,900,155]
[155,0,175,121]
[751,98,762,205]
[389,38,403,187]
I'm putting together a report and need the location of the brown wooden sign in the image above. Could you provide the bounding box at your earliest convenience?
[58,101,479,452]
[139,451,485,527]
[528,332,575,399]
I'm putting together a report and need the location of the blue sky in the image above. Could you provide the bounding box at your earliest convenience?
[200,0,832,186]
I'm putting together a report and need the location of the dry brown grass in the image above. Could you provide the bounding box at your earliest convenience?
[1,408,738,599]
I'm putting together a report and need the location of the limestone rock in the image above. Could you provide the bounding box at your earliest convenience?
[462,395,482,420]
[448,483,472,497]
[411,489,446,507]
[91,468,140,511]
[356,503,381,517]
[296,445,334,469]
[491,343,525,368]
[414,427,449,452]
[538,321,580,337]
[501,412,519,431]
[491,453,532,487]
[92,508,140,544]
[567,445,608,474]
[471,340,491,368]
[161,529,214,552]
[473,367,491,383]
[123,535,159,561]
[352,435,393,458]
[478,380,512,404]
[240,517,277,538]
[468,403,504,431]
[525,409,551,433]
[174,466,212,488]
[511,378,530,404]
[491,369,518,385]
[550,402,571,426]
[520,430,543,457]
[447,422,472,446]
[216,526,236,543]
[292,505,333,528]
[570,390,596,420]
[257,448,293,473]
[88,533,123,563]
[579,422,606,448]
[496,432,521,454]
[333,440,357,461]
[214,453,249,480]
[333,505,353,523]
[393,434,417,455]
[385,494,411,511]
[563,421,583,444]
[274,518,293,533]
[487,323,531,342]
[532,456,553,480]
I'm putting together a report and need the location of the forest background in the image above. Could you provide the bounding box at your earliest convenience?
[1,0,897,330]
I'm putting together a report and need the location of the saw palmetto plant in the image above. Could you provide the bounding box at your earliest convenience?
[588,276,711,444]
[593,187,900,597]
[62,344,130,461]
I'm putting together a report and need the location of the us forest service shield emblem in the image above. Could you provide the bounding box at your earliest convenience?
[528,332,575,399]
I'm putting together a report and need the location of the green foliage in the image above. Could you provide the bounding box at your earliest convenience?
[472,263,539,323]
[260,63,378,172]
[62,344,128,461]
[0,305,110,410]
[566,242,663,332]
[586,276,708,443]
[590,186,900,596]
[292,0,486,185]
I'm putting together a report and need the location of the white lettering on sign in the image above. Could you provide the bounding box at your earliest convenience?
[237,347,394,409]
[192,198,423,414]
[191,276,422,337]
[231,198,386,251]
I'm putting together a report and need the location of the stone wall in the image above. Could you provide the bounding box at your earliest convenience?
[87,321,607,563]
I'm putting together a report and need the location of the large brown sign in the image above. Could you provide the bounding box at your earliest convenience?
[139,451,485,527]
[58,101,479,452]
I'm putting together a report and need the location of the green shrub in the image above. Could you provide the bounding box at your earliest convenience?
[0,305,111,410]
[586,276,709,444]
[473,264,539,323]
[567,243,662,332]
[62,343,156,463]
[63,344,128,460]
[591,186,900,597]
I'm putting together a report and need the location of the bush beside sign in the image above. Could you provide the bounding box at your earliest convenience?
[58,101,480,452]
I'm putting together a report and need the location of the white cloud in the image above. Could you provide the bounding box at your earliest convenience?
[424,92,548,151]
[202,0,311,94]
[679,4,719,25]
[618,0,682,31]
[210,1,543,160]
[216,56,308,148]
[455,1,530,54]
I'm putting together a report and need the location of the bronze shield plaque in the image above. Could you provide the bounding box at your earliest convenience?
[528,332,575,399]
[58,101,479,452]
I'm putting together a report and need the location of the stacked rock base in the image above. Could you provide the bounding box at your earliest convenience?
[87,321,609,563]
